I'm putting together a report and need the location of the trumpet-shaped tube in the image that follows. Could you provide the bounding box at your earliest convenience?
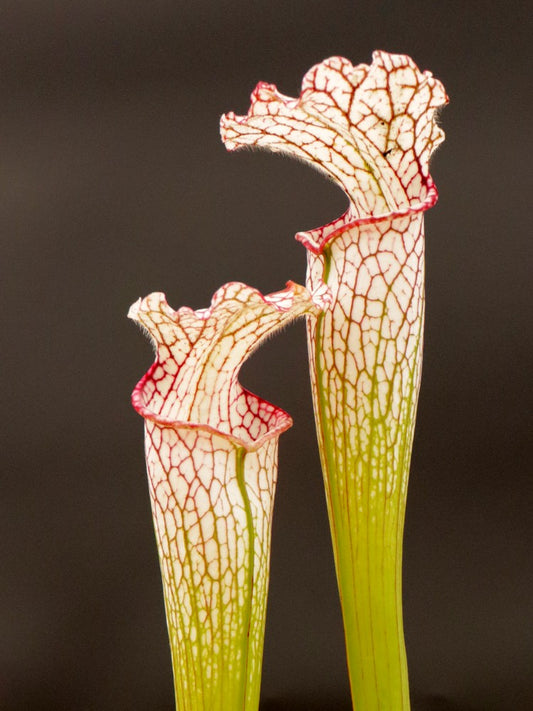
[221,51,448,709]
[129,281,322,711]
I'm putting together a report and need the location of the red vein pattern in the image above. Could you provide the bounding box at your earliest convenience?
[221,51,448,709]
[129,282,322,711]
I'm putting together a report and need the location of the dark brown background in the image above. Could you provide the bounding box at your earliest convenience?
[2,1,531,709]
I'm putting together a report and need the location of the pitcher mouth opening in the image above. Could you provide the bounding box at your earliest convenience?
[296,176,438,255]
[131,365,293,452]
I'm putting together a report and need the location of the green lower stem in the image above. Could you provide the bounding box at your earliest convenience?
[332,467,409,710]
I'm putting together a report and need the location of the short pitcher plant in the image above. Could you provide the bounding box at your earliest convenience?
[132,50,446,711]
[129,283,323,710]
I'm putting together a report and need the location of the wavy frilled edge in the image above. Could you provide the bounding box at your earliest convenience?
[221,50,448,254]
[129,281,325,452]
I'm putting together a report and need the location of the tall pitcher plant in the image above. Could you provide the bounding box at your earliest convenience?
[221,51,448,709]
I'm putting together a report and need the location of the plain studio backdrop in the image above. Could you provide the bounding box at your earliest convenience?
[1,2,531,710]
